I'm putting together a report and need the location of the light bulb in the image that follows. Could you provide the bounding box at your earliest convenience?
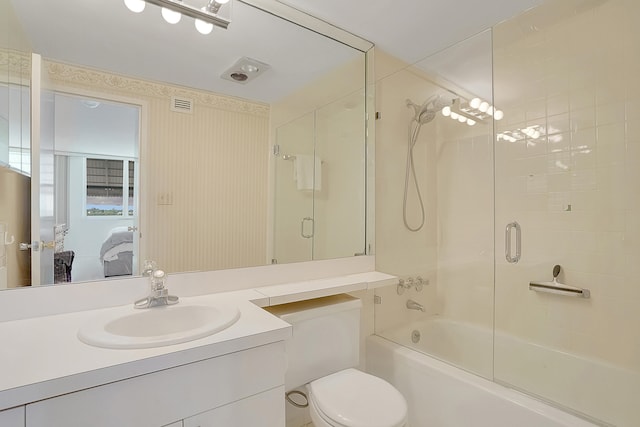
[487,106,495,116]
[467,119,476,126]
[124,0,146,13]
[241,64,259,73]
[441,106,451,117]
[479,102,489,113]
[457,115,466,123]
[450,112,459,120]
[494,110,504,120]
[470,98,481,109]
[195,19,213,34]
[162,7,182,24]
[195,7,214,34]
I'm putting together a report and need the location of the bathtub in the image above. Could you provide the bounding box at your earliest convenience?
[370,317,639,426]
[367,330,622,426]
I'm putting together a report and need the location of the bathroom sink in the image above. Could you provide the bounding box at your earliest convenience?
[78,303,240,349]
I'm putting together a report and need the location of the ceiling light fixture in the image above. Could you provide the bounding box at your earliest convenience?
[124,0,146,13]
[221,57,271,84]
[194,0,230,34]
[464,97,503,121]
[161,1,183,24]
[442,99,483,126]
[124,0,231,31]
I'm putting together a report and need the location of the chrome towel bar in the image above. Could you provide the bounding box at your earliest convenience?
[529,281,591,298]
[529,265,590,298]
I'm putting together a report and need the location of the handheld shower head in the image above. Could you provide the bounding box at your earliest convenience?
[406,95,453,124]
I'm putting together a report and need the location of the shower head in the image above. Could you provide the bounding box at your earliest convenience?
[407,95,453,124]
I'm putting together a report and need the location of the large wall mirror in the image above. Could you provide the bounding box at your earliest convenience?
[0,0,372,289]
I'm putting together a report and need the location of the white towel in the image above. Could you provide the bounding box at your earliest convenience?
[293,154,322,191]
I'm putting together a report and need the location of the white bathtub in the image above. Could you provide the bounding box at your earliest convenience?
[372,317,639,426]
[366,334,601,427]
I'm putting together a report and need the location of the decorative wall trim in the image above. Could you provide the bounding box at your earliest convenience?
[45,61,270,117]
[0,50,31,79]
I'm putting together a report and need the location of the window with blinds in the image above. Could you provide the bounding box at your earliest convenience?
[86,158,135,216]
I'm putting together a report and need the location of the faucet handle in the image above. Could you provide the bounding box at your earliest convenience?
[151,269,166,290]
[142,260,157,277]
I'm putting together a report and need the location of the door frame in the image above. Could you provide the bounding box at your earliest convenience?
[30,53,149,284]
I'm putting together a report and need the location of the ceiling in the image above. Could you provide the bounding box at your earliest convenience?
[9,0,360,104]
[276,0,544,64]
[9,0,546,103]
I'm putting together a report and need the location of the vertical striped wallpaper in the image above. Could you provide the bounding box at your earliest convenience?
[45,61,270,273]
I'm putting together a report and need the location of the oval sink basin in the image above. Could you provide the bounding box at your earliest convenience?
[78,303,240,349]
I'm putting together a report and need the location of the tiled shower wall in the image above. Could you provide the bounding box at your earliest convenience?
[493,0,640,424]
[374,40,495,379]
[374,52,440,333]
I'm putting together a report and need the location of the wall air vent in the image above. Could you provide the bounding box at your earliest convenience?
[170,97,194,114]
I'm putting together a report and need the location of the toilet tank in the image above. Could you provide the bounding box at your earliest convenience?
[265,294,361,391]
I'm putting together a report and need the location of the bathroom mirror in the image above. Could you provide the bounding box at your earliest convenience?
[0,0,371,289]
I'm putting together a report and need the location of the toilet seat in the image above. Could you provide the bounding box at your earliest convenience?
[308,368,407,427]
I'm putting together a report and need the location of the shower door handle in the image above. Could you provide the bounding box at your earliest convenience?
[301,217,314,239]
[505,221,521,264]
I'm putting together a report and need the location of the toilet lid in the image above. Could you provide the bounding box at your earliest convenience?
[309,368,407,427]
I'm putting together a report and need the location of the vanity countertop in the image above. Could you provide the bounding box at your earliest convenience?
[0,289,291,411]
[0,265,399,412]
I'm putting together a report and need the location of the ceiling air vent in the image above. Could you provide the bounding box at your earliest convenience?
[221,57,271,85]
[170,97,193,114]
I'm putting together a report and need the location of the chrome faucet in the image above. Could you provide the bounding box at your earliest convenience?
[406,299,425,312]
[134,268,179,309]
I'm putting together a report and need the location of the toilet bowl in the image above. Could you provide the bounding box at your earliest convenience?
[265,294,408,427]
[307,368,407,427]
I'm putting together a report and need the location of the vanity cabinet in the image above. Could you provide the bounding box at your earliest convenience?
[25,342,285,427]
[0,406,25,426]
[183,386,284,426]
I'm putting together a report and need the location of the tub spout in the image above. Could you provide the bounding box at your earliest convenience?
[406,299,425,312]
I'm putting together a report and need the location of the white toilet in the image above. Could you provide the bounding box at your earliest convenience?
[266,294,408,427]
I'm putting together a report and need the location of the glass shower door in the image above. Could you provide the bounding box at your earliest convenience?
[272,112,316,264]
[493,1,640,425]
[373,30,495,380]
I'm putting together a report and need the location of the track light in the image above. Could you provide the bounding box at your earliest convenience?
[124,0,231,31]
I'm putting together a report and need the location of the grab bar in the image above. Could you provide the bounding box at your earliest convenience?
[529,265,590,298]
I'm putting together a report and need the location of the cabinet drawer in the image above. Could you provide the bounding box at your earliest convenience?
[0,406,25,427]
[27,342,285,427]
[184,386,284,427]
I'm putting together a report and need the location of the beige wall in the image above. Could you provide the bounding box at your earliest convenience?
[493,1,640,424]
[271,57,366,264]
[44,61,270,274]
[0,167,30,288]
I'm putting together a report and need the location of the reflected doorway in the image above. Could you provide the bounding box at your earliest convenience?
[37,91,141,284]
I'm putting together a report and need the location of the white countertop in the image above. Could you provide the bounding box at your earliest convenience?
[0,269,398,411]
[0,290,291,411]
